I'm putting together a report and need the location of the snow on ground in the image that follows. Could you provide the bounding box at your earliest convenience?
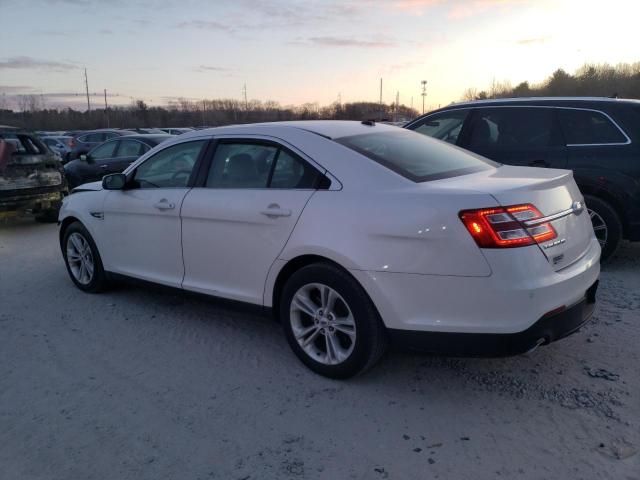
[0,219,638,479]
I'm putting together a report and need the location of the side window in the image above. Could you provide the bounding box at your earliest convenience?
[411,110,469,145]
[206,143,277,188]
[104,132,119,140]
[116,139,144,157]
[133,140,205,189]
[468,108,555,149]
[270,149,320,188]
[557,109,627,145]
[89,141,117,160]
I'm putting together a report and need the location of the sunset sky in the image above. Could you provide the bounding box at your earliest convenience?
[1,0,639,111]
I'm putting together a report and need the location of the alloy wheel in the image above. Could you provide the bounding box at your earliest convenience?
[589,208,608,248]
[66,232,94,285]
[289,283,356,365]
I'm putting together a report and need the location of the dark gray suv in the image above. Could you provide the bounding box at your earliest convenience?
[405,97,640,260]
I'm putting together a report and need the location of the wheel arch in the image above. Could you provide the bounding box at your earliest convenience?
[269,254,377,323]
[59,215,82,248]
[578,185,628,238]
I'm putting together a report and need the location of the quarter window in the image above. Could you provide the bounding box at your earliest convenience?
[133,140,205,188]
[557,109,627,145]
[411,110,469,145]
[468,108,555,149]
[269,149,320,189]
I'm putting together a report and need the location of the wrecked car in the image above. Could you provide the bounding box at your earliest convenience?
[0,126,67,222]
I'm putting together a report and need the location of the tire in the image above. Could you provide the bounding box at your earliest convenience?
[280,263,388,379]
[583,195,622,262]
[62,221,109,293]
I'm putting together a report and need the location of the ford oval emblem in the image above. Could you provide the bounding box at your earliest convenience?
[572,201,584,215]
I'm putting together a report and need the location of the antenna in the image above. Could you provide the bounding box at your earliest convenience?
[84,68,91,112]
[421,80,427,114]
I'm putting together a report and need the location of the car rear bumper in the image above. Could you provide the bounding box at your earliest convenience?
[388,280,598,356]
[0,187,64,212]
[351,237,600,335]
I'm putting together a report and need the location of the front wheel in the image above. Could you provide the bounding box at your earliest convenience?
[62,221,108,292]
[280,263,387,378]
[584,195,622,262]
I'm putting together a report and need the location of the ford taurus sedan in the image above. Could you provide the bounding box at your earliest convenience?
[58,121,600,378]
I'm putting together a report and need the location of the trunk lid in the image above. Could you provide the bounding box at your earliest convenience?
[434,165,595,270]
[0,153,64,192]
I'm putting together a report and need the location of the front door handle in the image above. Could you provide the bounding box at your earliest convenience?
[153,199,175,210]
[260,204,292,218]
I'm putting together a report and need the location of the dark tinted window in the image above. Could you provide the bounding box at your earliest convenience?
[468,108,555,149]
[558,109,627,145]
[336,130,495,182]
[206,142,320,189]
[269,150,319,188]
[80,133,104,143]
[411,109,468,145]
[207,143,276,188]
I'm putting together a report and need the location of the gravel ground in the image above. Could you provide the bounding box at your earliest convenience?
[1,219,638,480]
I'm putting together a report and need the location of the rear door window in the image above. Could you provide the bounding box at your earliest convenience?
[116,139,144,157]
[410,109,469,145]
[90,140,118,160]
[468,108,556,149]
[557,109,628,145]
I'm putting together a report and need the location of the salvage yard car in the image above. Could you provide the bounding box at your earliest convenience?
[1,126,67,222]
[405,97,640,260]
[58,121,600,378]
[64,134,172,189]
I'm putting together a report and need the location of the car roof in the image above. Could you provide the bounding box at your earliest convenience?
[194,120,402,140]
[120,134,172,143]
[436,96,640,110]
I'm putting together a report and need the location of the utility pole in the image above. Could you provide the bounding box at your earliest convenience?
[84,68,91,112]
[202,100,206,126]
[379,78,383,120]
[242,83,248,110]
[103,89,109,128]
[421,80,427,114]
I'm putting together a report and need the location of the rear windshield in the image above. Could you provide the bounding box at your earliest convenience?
[335,129,496,182]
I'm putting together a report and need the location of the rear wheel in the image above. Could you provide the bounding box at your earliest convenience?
[584,195,622,261]
[62,222,108,292]
[280,263,387,378]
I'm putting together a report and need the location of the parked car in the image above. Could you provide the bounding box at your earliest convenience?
[160,127,194,135]
[404,97,640,260]
[64,134,172,189]
[1,126,67,221]
[59,121,599,378]
[126,128,168,135]
[68,129,136,160]
[41,135,73,162]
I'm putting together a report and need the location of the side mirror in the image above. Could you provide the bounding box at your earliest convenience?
[80,154,92,163]
[102,173,127,190]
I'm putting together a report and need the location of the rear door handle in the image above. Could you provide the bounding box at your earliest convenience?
[153,199,175,210]
[260,204,292,218]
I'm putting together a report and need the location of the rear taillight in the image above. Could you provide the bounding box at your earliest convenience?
[459,204,556,248]
[69,138,76,147]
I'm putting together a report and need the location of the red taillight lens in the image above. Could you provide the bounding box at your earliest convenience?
[69,138,76,147]
[460,204,556,248]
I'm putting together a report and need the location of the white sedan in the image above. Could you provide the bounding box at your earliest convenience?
[59,121,600,378]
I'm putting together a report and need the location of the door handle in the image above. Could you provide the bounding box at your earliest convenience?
[100,164,109,169]
[153,199,175,210]
[260,204,292,218]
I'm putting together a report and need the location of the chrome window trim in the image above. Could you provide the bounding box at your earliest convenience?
[411,105,632,147]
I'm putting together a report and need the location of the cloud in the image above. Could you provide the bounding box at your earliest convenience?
[305,36,396,48]
[193,65,229,73]
[448,0,528,19]
[0,85,35,94]
[516,36,550,45]
[0,56,77,71]
[176,20,233,32]
[99,28,113,34]
[392,0,444,12]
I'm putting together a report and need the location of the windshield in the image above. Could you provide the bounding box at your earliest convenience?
[335,129,497,182]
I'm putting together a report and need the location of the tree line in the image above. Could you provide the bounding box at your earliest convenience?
[462,62,640,101]
[0,97,418,131]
